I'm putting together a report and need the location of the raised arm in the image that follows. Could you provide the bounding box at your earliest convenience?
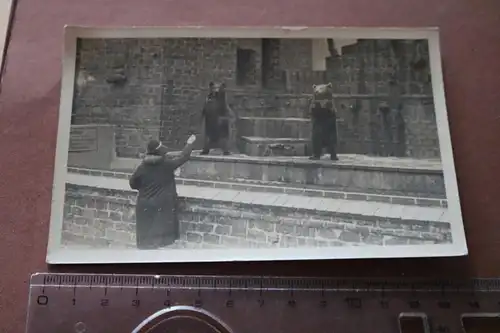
[166,135,197,169]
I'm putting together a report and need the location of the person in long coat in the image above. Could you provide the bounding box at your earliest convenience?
[129,134,197,249]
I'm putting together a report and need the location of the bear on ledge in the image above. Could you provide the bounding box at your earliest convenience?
[308,82,339,161]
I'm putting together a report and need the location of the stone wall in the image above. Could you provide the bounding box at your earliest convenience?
[279,39,313,71]
[62,183,452,249]
[73,38,238,157]
[72,38,312,157]
[326,39,439,158]
[72,37,441,160]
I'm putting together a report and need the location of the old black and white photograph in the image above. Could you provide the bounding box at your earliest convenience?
[46,27,467,263]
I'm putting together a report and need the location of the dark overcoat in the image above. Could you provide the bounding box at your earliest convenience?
[129,144,193,249]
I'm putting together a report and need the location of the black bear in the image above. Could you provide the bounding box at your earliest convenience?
[308,82,339,161]
[199,82,236,155]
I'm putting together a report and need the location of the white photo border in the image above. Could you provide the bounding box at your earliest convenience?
[0,0,14,74]
[46,26,468,264]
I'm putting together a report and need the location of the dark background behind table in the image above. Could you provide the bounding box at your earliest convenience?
[0,0,499,331]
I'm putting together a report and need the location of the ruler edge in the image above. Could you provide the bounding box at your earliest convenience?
[28,273,500,292]
[26,273,500,333]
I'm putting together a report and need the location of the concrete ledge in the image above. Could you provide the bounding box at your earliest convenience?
[65,172,450,224]
[112,153,443,173]
[108,153,445,198]
[68,167,448,208]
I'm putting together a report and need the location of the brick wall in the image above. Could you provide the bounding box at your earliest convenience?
[326,39,439,158]
[72,38,440,159]
[73,38,240,157]
[73,38,313,157]
[62,183,452,249]
[279,39,313,71]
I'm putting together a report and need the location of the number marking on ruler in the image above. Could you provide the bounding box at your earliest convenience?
[26,273,500,333]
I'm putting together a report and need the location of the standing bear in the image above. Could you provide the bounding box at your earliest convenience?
[308,82,339,161]
[200,82,236,156]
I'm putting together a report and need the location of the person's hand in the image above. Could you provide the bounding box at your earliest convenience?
[187,134,196,145]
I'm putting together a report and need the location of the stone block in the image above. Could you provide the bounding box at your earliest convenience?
[231,220,248,237]
[186,232,202,243]
[316,240,330,247]
[247,229,267,242]
[280,235,299,247]
[295,226,315,237]
[317,229,338,240]
[203,233,221,244]
[193,222,215,233]
[73,217,88,226]
[214,225,231,235]
[338,231,361,242]
[363,234,383,245]
[105,229,133,244]
[112,221,135,233]
[276,224,295,235]
[248,220,275,233]
[220,236,240,246]
[328,240,346,247]
[302,218,327,229]
[109,211,123,222]
[383,237,410,245]
[378,220,405,229]
[345,225,370,239]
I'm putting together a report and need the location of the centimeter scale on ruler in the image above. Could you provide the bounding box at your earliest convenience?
[26,273,500,333]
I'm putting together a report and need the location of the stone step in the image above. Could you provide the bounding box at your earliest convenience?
[238,136,310,157]
[105,153,446,199]
[63,178,453,250]
[237,116,311,139]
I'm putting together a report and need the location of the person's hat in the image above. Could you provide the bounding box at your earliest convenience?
[146,139,168,155]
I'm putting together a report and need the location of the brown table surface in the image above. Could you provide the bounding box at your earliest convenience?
[1,0,500,332]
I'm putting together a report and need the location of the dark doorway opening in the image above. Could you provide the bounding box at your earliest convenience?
[261,38,281,89]
[236,48,257,86]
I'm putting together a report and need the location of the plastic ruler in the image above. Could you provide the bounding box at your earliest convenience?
[25,273,500,333]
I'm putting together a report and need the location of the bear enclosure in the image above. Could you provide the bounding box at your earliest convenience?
[70,38,439,160]
[62,37,452,251]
